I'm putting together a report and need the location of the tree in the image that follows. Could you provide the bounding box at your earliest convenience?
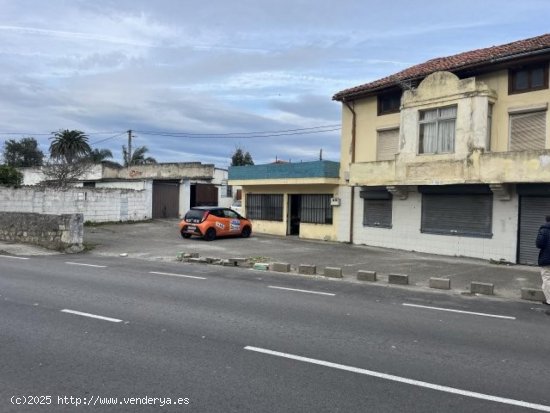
[231,147,254,166]
[49,129,91,163]
[44,129,93,188]
[0,165,23,186]
[3,137,44,167]
[88,148,113,163]
[122,145,157,166]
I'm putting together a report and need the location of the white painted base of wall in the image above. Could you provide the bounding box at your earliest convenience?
[352,189,519,262]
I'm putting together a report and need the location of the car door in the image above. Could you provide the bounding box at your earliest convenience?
[223,208,243,234]
[209,209,229,236]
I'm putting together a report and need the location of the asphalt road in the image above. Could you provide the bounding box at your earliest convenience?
[1,254,549,412]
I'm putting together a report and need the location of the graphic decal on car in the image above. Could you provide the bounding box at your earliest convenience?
[230,219,241,231]
[216,222,225,229]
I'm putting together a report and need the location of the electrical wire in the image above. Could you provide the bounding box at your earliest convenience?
[135,123,340,137]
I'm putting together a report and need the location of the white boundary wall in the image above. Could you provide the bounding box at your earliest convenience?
[0,185,152,223]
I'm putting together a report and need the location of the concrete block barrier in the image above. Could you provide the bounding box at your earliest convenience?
[253,263,269,271]
[429,277,451,290]
[299,264,316,275]
[470,281,494,295]
[323,267,343,278]
[270,262,291,273]
[388,273,409,285]
[357,270,377,282]
[521,288,545,302]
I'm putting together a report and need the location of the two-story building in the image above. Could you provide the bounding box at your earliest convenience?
[333,33,550,264]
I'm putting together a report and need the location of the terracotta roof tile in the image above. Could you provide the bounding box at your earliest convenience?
[333,33,550,101]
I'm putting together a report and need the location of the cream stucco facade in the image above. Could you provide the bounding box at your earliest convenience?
[336,43,550,263]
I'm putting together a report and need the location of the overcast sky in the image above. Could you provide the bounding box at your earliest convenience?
[0,0,549,168]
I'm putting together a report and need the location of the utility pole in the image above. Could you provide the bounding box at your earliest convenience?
[127,129,133,166]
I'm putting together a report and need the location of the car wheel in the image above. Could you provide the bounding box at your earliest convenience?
[241,226,251,238]
[204,227,216,241]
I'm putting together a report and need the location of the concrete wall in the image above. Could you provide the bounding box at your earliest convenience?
[0,212,83,252]
[352,189,518,262]
[0,186,152,223]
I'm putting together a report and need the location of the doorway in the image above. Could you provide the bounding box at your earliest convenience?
[288,194,301,235]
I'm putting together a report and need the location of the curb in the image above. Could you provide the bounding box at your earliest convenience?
[176,252,544,302]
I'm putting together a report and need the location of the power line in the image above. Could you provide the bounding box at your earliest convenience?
[90,131,127,145]
[135,127,341,139]
[134,124,341,137]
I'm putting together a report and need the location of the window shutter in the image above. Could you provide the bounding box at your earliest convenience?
[363,199,392,228]
[421,194,492,237]
[510,111,546,151]
[377,129,399,161]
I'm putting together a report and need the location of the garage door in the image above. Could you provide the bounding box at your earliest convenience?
[518,196,550,265]
[153,181,180,218]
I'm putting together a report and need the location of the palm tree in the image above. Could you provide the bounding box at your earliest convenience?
[122,145,157,166]
[88,148,113,163]
[49,129,91,163]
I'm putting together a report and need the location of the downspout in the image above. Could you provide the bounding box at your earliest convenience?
[343,99,356,244]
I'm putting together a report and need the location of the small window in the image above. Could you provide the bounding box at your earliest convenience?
[509,110,547,151]
[419,106,457,154]
[301,194,333,224]
[360,188,392,228]
[377,128,399,161]
[509,64,549,94]
[377,91,401,116]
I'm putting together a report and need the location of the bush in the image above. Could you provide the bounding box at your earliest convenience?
[0,165,23,186]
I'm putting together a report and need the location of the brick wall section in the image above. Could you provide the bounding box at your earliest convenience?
[0,186,152,223]
[0,212,84,252]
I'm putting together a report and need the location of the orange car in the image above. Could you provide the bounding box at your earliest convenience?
[179,206,252,241]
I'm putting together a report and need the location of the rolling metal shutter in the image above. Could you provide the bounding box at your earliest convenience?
[510,110,546,151]
[421,193,493,238]
[377,128,399,161]
[518,196,550,265]
[360,188,392,228]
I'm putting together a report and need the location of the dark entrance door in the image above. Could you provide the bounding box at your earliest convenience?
[152,181,179,218]
[289,194,301,235]
[191,183,218,207]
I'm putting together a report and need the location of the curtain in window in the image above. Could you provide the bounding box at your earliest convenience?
[420,106,456,154]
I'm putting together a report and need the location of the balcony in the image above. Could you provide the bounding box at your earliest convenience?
[349,149,550,186]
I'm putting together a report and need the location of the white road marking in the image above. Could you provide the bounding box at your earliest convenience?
[61,309,122,323]
[65,262,107,268]
[244,346,550,412]
[149,271,206,280]
[0,255,29,260]
[402,303,516,320]
[268,286,335,296]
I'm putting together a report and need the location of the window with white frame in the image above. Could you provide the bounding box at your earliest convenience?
[419,106,457,154]
[509,110,547,151]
